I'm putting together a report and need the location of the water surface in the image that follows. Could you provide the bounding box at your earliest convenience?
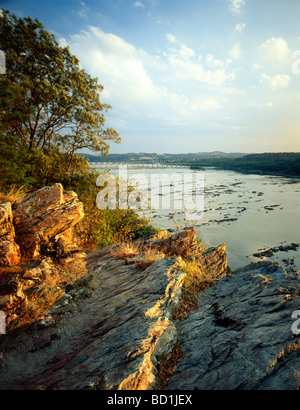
[93,164,300,272]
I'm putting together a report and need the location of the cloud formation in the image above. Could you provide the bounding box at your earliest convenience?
[259,73,291,89]
[229,0,246,15]
[235,23,246,32]
[229,43,241,60]
[259,37,291,65]
[133,1,145,8]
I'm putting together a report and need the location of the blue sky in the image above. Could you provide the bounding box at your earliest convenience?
[1,0,300,153]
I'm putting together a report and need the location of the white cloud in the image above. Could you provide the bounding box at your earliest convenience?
[63,26,240,127]
[206,54,225,68]
[167,55,234,87]
[134,1,145,8]
[166,33,178,44]
[76,2,90,19]
[166,34,195,59]
[164,35,234,86]
[229,0,246,15]
[58,37,69,48]
[229,43,241,60]
[259,73,291,89]
[259,37,291,65]
[179,44,196,59]
[235,23,246,32]
[68,27,158,104]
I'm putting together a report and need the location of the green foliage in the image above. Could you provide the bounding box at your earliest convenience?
[0,10,120,162]
[0,10,155,248]
[77,200,158,248]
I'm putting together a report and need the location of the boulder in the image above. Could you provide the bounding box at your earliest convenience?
[145,227,207,258]
[12,183,84,260]
[0,184,87,332]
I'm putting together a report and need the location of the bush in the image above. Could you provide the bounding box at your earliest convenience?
[76,204,158,249]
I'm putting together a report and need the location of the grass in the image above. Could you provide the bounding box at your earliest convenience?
[135,248,165,270]
[0,185,28,204]
[110,240,166,270]
[171,259,216,321]
[110,240,142,260]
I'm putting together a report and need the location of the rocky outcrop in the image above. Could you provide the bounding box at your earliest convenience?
[12,183,84,260]
[193,244,227,281]
[0,184,87,332]
[1,195,299,390]
[167,261,300,390]
[0,228,227,390]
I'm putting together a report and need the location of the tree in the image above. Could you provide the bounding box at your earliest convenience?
[0,10,120,175]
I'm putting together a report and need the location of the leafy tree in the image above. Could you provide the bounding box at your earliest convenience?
[0,10,120,176]
[0,11,157,248]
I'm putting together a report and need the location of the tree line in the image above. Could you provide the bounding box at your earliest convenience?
[189,153,300,177]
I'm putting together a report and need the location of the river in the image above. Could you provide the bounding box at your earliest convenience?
[92,164,300,272]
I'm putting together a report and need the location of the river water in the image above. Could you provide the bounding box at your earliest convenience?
[92,164,300,272]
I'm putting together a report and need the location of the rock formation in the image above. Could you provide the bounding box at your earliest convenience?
[167,261,300,390]
[12,183,85,260]
[0,184,299,390]
[0,223,228,389]
[0,183,87,332]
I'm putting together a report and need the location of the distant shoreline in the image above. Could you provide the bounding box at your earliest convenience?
[84,152,300,179]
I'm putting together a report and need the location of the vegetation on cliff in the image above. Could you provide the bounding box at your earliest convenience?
[0,10,155,247]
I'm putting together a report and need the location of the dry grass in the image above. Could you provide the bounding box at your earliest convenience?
[110,240,142,260]
[171,259,216,321]
[135,248,165,270]
[0,185,28,205]
[110,238,166,270]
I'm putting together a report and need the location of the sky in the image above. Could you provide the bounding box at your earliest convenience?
[1,0,300,154]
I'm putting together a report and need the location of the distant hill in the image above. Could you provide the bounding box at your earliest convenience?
[189,152,300,177]
[81,151,246,163]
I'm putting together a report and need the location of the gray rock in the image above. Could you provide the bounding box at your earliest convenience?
[167,261,300,390]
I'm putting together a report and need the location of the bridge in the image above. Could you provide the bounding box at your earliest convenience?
[89,162,190,169]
